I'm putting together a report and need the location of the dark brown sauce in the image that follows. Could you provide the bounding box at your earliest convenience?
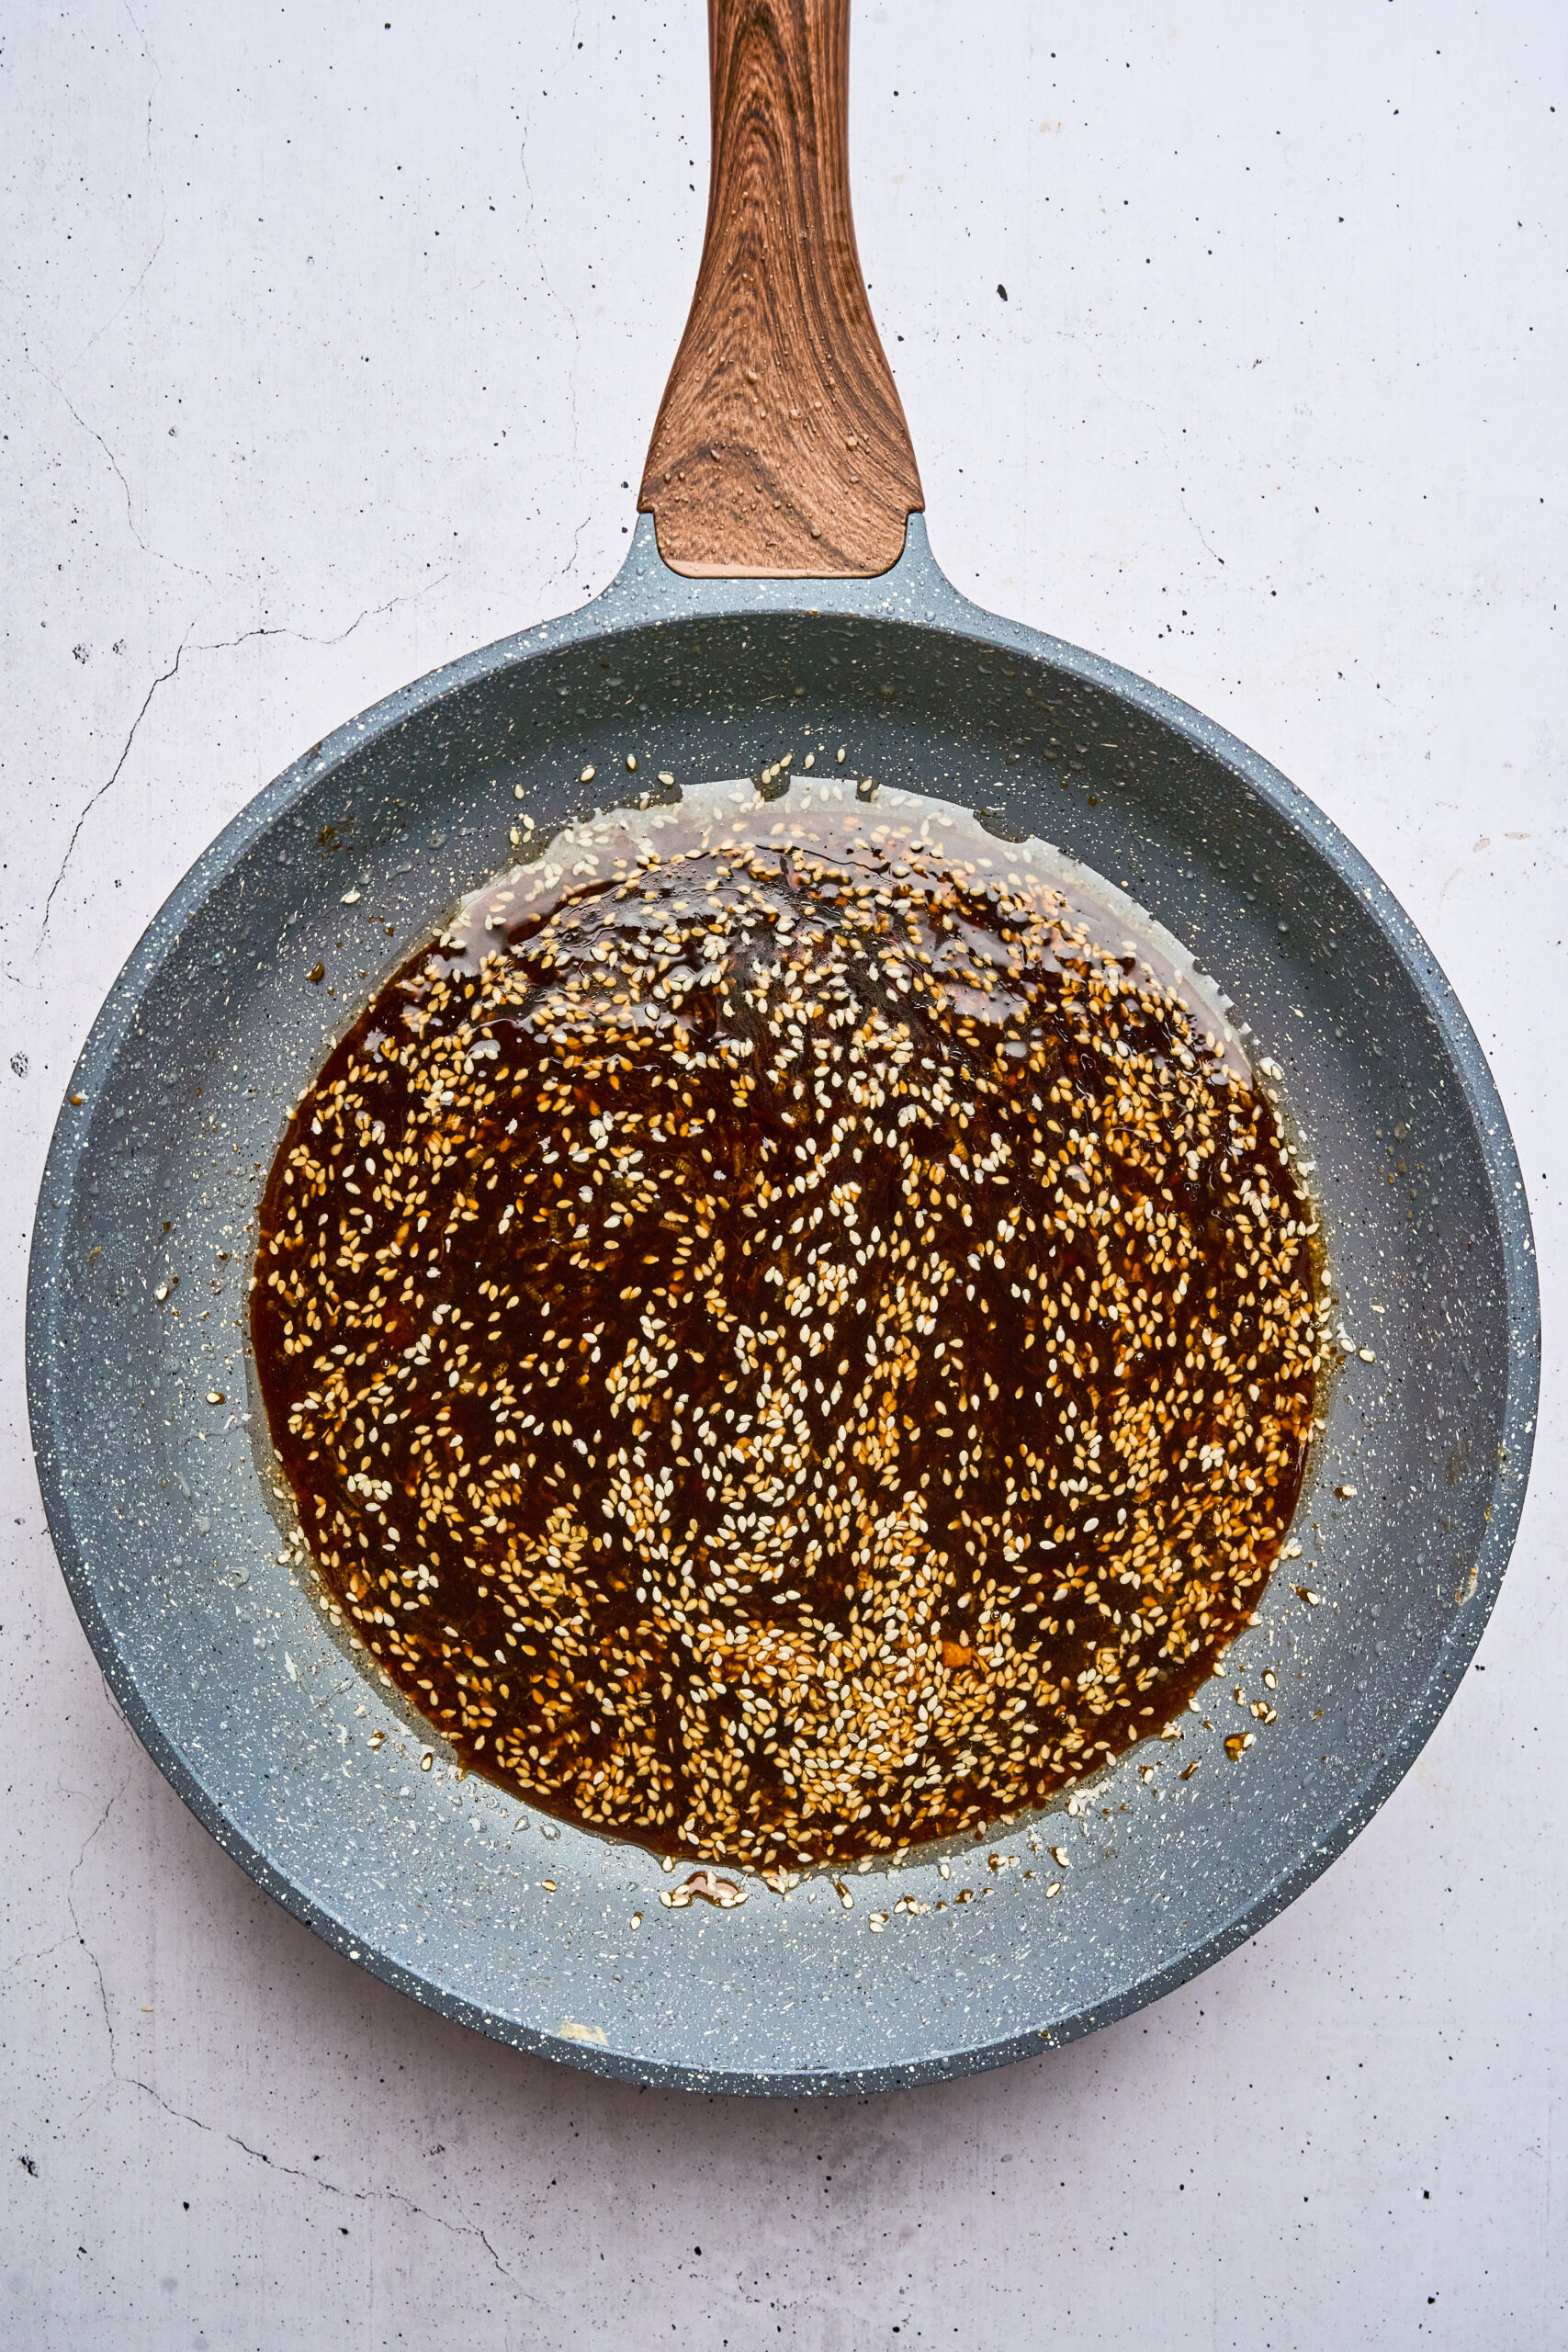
[252,786,1320,1871]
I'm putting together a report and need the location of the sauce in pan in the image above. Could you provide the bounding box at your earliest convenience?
[252,784,1320,1871]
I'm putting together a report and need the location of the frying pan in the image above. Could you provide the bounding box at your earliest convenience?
[27,1,1538,2095]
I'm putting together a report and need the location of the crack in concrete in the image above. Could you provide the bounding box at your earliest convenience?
[119,2073,529,2292]
[29,353,217,598]
[561,512,593,594]
[1126,393,1228,575]
[58,1774,134,2069]
[187,582,449,662]
[39,638,190,944]
[36,578,450,946]
[41,1763,530,2292]
[1175,492,1228,573]
[7,1930,74,1974]
[73,0,169,367]
[1108,383,1230,576]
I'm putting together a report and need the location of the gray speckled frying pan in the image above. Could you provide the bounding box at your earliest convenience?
[27,2,1537,2095]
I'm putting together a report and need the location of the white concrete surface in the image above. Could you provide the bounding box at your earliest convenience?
[3,4,1562,2345]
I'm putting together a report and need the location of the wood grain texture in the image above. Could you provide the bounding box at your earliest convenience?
[638,0,923,578]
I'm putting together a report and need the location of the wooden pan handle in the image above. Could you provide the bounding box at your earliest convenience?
[638,0,923,578]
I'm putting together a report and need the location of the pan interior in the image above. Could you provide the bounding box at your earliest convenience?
[250,767,1319,1874]
[30,595,1524,2091]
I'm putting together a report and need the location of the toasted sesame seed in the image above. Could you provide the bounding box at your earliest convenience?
[252,786,1320,1871]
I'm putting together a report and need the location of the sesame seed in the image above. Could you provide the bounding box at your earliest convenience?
[251,786,1321,1871]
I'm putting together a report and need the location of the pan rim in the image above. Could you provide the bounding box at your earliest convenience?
[27,521,1540,2093]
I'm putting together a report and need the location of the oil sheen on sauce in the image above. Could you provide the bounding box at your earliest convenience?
[251,780,1319,1871]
